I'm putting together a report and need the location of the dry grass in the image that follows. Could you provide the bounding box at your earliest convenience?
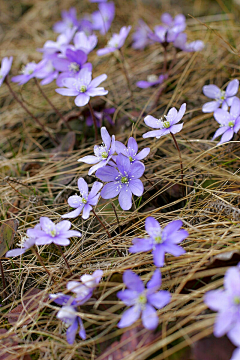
[1,0,240,359]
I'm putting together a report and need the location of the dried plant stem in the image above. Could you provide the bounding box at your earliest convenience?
[163,46,168,73]
[88,101,98,141]
[170,132,184,196]
[34,78,72,131]
[111,202,121,233]
[119,49,134,106]
[55,245,72,275]
[92,208,122,257]
[5,77,59,145]
[0,259,7,299]
[32,246,51,276]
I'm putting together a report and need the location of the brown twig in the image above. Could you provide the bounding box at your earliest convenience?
[32,246,51,276]
[88,101,98,141]
[0,259,7,299]
[55,244,72,275]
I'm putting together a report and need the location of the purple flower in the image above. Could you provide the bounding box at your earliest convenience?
[231,348,240,360]
[173,33,204,52]
[38,28,77,55]
[129,217,187,267]
[33,217,81,246]
[132,20,152,50]
[202,79,239,113]
[92,2,115,35]
[97,26,132,56]
[11,61,44,85]
[35,57,59,85]
[86,107,115,127]
[62,178,103,219]
[117,269,171,330]
[78,127,115,175]
[204,264,240,348]
[89,0,108,2]
[56,305,86,343]
[53,8,80,33]
[78,18,94,36]
[212,97,240,145]
[73,31,98,54]
[143,103,186,139]
[5,224,40,258]
[161,13,186,38]
[115,137,150,163]
[136,74,167,89]
[55,67,108,107]
[96,153,145,211]
[0,57,13,86]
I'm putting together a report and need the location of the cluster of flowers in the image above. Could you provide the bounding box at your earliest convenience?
[204,263,240,360]
[202,79,240,145]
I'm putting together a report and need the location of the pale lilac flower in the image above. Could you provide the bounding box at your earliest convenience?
[78,127,115,175]
[173,33,204,52]
[55,67,108,107]
[204,264,240,348]
[62,178,103,219]
[90,0,108,2]
[53,8,80,33]
[115,137,150,163]
[96,153,145,211]
[132,20,152,50]
[202,79,239,113]
[92,2,115,35]
[11,61,44,85]
[86,107,115,127]
[143,103,186,139]
[73,31,98,54]
[129,217,187,267]
[136,74,167,89]
[38,28,77,55]
[117,269,171,330]
[5,224,40,258]
[231,348,240,360]
[56,305,86,343]
[212,97,240,145]
[0,57,13,86]
[97,26,132,56]
[33,217,81,246]
[35,57,59,85]
[148,13,185,45]
[78,18,94,36]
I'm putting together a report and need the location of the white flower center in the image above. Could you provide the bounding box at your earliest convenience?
[216,89,225,103]
[147,74,158,83]
[69,62,80,73]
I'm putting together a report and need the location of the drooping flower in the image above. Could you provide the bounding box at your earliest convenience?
[97,26,132,56]
[202,79,239,113]
[33,217,81,246]
[86,107,115,127]
[11,61,44,85]
[173,33,204,52]
[0,57,13,87]
[115,137,150,163]
[117,269,171,330]
[129,217,188,267]
[96,153,145,211]
[204,264,240,349]
[56,305,86,343]
[73,31,98,54]
[5,224,40,258]
[132,20,152,50]
[212,97,240,145]
[62,178,103,219]
[136,74,167,89]
[78,127,115,175]
[53,8,80,33]
[143,103,186,139]
[92,2,115,35]
[55,67,108,107]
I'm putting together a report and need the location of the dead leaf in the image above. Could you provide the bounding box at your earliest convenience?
[7,288,48,326]
[0,219,18,257]
[0,329,32,360]
[208,251,240,269]
[192,335,236,360]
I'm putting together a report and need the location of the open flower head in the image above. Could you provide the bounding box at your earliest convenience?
[132,20,152,50]
[129,217,188,267]
[53,8,80,33]
[73,31,98,54]
[92,2,115,35]
[96,153,145,211]
[5,224,40,258]
[56,67,108,107]
[97,26,131,56]
[202,79,239,113]
[78,127,115,175]
[143,103,186,139]
[0,57,13,87]
[115,137,150,163]
[62,178,103,219]
[12,61,44,85]
[117,269,171,330]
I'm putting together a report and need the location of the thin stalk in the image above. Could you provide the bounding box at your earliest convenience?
[163,46,168,73]
[55,244,72,275]
[34,78,72,131]
[32,246,51,276]
[0,259,7,299]
[119,49,134,106]
[5,77,59,145]
[88,101,98,141]
[92,208,122,257]
[111,202,121,234]
[170,132,185,196]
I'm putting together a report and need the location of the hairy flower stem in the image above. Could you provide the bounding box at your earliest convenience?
[88,101,98,141]
[92,209,122,257]
[5,77,59,146]
[119,49,134,107]
[0,259,7,299]
[32,246,51,276]
[34,78,72,131]
[55,245,72,275]
[170,132,185,196]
